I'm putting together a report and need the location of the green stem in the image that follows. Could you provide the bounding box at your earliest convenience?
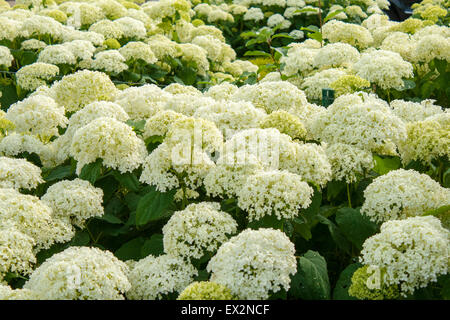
[347,183,352,208]
[181,182,187,210]
[438,160,444,185]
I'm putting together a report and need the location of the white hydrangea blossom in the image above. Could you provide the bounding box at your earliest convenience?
[325,143,374,184]
[314,43,360,69]
[63,40,96,61]
[207,228,297,300]
[0,227,36,276]
[143,110,187,139]
[397,113,449,165]
[360,216,449,296]
[163,202,238,259]
[127,254,198,300]
[205,82,238,101]
[92,50,128,74]
[119,41,157,64]
[37,45,77,65]
[204,150,264,198]
[413,34,450,64]
[322,20,373,49]
[50,70,118,112]
[0,46,13,68]
[237,170,314,221]
[390,99,444,123]
[193,100,267,138]
[0,157,43,190]
[361,169,450,223]
[280,45,318,77]
[89,19,124,39]
[0,133,48,160]
[20,39,47,51]
[70,117,147,175]
[24,247,131,300]
[231,81,308,116]
[267,14,291,29]
[15,62,59,92]
[0,188,74,250]
[301,68,348,101]
[6,94,68,140]
[115,85,172,120]
[113,16,146,39]
[310,101,406,154]
[243,7,264,21]
[353,50,414,90]
[140,119,219,192]
[41,179,104,228]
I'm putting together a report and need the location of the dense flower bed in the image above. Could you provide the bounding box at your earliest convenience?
[0,0,449,300]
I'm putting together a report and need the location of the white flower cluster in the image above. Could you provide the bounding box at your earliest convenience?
[361,169,450,223]
[325,143,374,184]
[0,188,74,250]
[24,246,131,300]
[310,96,406,154]
[162,202,238,259]
[41,179,104,228]
[127,254,197,300]
[6,94,68,140]
[237,170,314,221]
[207,228,297,300]
[0,157,43,190]
[0,227,36,277]
[360,216,449,296]
[15,63,59,92]
[70,117,147,175]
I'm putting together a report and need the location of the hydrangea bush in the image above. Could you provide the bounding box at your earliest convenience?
[0,0,448,301]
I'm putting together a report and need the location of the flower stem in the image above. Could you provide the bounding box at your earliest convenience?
[347,183,352,208]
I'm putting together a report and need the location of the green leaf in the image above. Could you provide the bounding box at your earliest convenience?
[293,187,322,240]
[318,215,352,255]
[124,192,141,212]
[135,187,177,226]
[244,50,272,57]
[400,79,416,91]
[0,83,19,110]
[271,33,294,40]
[295,8,319,15]
[290,250,330,300]
[372,155,401,175]
[70,230,91,246]
[176,65,197,86]
[115,237,146,260]
[443,168,450,188]
[79,159,102,184]
[326,180,346,201]
[324,9,345,23]
[293,222,312,240]
[247,214,284,231]
[308,32,323,43]
[43,165,74,182]
[335,207,379,250]
[125,119,146,132]
[112,171,140,192]
[440,274,450,299]
[332,263,362,300]
[141,234,164,257]
[194,270,210,282]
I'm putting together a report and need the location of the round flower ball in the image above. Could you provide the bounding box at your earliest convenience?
[24,246,131,300]
[360,216,449,296]
[207,228,297,300]
[162,202,238,259]
[237,170,314,222]
[177,281,235,300]
[127,254,197,300]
